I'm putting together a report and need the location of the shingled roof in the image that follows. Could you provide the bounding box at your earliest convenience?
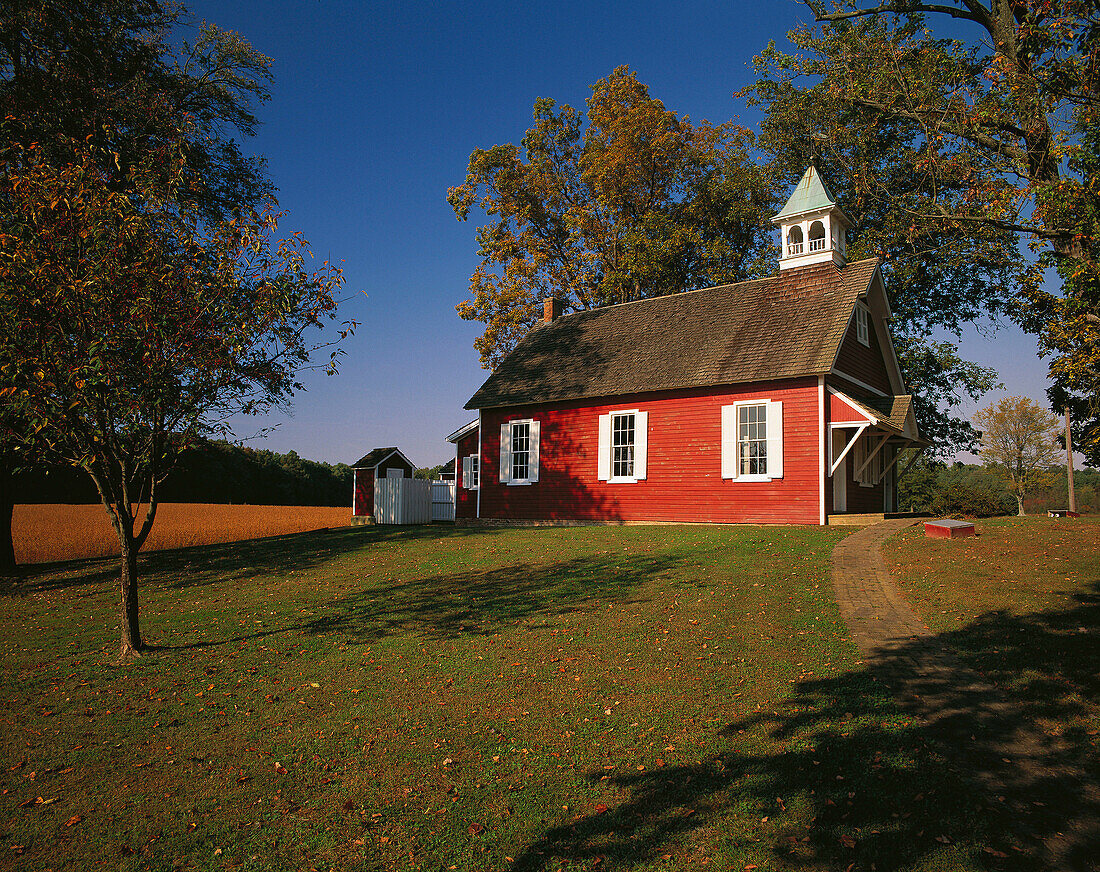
[351,447,406,469]
[465,258,881,410]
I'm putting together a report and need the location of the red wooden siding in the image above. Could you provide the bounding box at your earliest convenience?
[478,378,821,525]
[830,393,872,423]
[375,457,414,478]
[833,314,892,394]
[455,428,479,520]
[353,470,372,517]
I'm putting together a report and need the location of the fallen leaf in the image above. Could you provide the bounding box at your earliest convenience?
[594,803,608,814]
[274,763,287,775]
[839,835,856,849]
[983,847,1009,858]
[65,815,82,827]
[468,822,485,835]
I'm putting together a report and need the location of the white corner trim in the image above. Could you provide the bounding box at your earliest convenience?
[818,376,826,526]
[476,410,482,519]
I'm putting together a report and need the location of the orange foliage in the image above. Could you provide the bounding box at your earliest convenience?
[12,504,351,565]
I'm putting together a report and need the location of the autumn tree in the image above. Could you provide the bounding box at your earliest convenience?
[0,143,350,657]
[748,0,1098,453]
[449,66,778,368]
[0,0,278,571]
[974,396,1062,516]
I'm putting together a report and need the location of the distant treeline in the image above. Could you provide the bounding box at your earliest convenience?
[899,461,1100,517]
[15,440,355,507]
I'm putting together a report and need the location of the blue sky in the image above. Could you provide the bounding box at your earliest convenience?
[184,0,1054,468]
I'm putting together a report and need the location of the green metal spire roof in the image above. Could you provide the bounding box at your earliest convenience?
[772,166,847,222]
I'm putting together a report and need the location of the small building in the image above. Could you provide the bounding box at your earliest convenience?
[350,447,416,517]
[437,458,456,481]
[446,167,928,526]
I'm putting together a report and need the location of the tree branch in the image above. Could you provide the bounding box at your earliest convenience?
[809,1,985,25]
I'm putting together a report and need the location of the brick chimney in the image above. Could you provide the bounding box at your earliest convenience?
[543,296,565,323]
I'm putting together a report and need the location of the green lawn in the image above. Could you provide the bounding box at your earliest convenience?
[885,515,1100,814]
[0,522,1045,871]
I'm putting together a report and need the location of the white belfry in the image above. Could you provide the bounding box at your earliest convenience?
[772,166,852,271]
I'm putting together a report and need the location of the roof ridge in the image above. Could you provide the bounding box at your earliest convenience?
[547,258,877,324]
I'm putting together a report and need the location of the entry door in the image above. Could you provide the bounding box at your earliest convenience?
[832,430,847,512]
[386,467,404,479]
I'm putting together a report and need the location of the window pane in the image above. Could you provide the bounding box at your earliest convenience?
[511,422,529,480]
[737,404,768,475]
[612,413,635,478]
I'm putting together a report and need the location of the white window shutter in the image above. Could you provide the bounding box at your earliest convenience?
[721,405,738,479]
[529,420,541,482]
[597,414,611,481]
[767,400,784,479]
[499,422,512,483]
[634,411,648,479]
[462,456,471,489]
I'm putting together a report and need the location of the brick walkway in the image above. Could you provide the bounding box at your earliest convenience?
[831,520,1100,870]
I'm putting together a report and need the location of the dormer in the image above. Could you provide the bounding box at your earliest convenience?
[771,166,852,271]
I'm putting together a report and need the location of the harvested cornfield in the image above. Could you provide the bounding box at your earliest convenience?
[12,503,351,564]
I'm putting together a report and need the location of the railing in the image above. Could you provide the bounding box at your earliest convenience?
[786,242,803,255]
[809,237,827,251]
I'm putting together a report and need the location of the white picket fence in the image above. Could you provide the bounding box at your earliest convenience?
[374,478,431,524]
[431,481,456,521]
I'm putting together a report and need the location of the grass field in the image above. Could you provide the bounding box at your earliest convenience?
[885,515,1100,803]
[1,520,1095,871]
[12,503,352,564]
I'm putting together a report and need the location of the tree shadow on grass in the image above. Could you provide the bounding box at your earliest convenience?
[510,583,1100,871]
[3,522,505,597]
[301,548,693,643]
[136,541,699,652]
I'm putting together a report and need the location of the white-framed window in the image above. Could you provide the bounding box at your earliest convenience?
[855,303,870,346]
[511,421,530,481]
[613,413,635,478]
[499,418,540,485]
[738,403,768,475]
[461,454,479,489]
[598,410,648,482]
[721,400,784,481]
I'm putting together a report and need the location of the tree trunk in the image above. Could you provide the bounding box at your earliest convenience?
[1016,494,1026,517]
[118,531,142,658]
[0,490,14,576]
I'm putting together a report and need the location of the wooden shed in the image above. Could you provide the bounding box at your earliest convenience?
[351,447,416,517]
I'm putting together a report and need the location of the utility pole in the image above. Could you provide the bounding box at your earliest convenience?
[1066,407,1077,514]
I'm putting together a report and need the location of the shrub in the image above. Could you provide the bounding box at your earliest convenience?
[930,480,1016,518]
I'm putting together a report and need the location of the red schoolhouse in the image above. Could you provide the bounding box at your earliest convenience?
[447,167,927,526]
